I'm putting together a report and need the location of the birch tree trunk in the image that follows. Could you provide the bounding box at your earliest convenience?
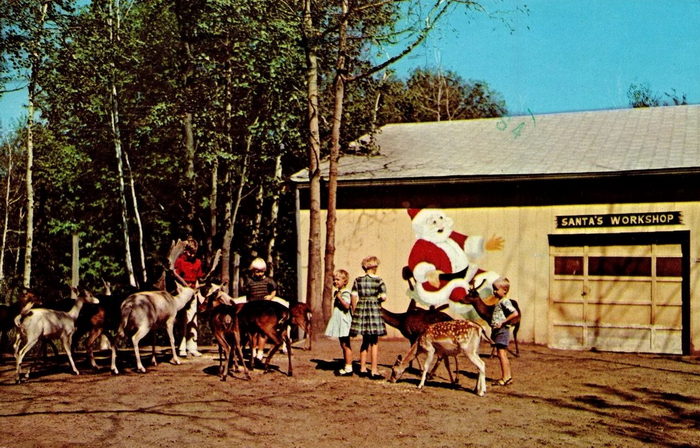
[70,234,79,298]
[183,110,196,232]
[321,0,349,325]
[0,142,12,282]
[220,141,250,294]
[124,151,147,285]
[302,0,323,337]
[207,157,218,262]
[219,46,234,293]
[220,169,233,291]
[22,1,49,289]
[108,0,136,287]
[266,153,282,280]
[250,185,263,251]
[22,100,34,289]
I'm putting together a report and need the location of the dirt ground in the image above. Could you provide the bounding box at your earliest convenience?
[1,336,699,448]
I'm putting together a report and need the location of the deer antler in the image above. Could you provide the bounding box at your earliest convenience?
[203,249,221,280]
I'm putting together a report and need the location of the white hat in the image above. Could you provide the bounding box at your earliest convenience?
[250,257,267,271]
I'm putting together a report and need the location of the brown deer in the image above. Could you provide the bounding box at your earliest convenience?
[236,300,293,376]
[209,303,249,381]
[380,304,459,383]
[290,302,312,350]
[389,319,493,396]
[198,283,249,381]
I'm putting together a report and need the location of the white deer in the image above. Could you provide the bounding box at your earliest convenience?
[13,288,99,383]
[111,283,198,374]
[389,319,492,396]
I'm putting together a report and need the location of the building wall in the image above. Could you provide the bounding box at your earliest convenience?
[297,201,699,353]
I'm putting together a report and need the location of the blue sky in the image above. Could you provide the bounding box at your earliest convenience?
[1,0,699,133]
[391,0,700,116]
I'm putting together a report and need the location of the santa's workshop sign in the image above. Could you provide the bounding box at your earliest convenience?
[556,212,682,229]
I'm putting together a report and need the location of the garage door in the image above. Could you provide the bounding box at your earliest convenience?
[549,240,684,354]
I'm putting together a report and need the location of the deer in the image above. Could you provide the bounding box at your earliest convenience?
[456,280,521,357]
[74,286,137,370]
[13,288,99,383]
[198,282,249,381]
[0,291,44,357]
[404,264,521,357]
[381,304,459,383]
[236,300,293,376]
[110,283,198,374]
[386,266,460,382]
[289,302,312,350]
[389,319,493,396]
[209,303,249,381]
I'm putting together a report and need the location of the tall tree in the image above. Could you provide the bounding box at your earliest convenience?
[107,0,137,286]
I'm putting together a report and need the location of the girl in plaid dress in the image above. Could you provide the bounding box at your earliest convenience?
[349,256,387,379]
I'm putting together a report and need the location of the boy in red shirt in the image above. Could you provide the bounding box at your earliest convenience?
[174,242,204,356]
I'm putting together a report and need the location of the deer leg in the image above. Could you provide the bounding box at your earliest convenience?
[165,319,181,366]
[418,348,436,389]
[131,325,150,373]
[426,354,442,380]
[261,332,282,373]
[442,355,455,384]
[213,332,229,380]
[85,327,103,370]
[283,332,293,377]
[232,328,250,380]
[452,355,460,384]
[15,337,38,383]
[110,335,120,375]
[465,342,487,397]
[62,333,80,376]
[221,342,231,381]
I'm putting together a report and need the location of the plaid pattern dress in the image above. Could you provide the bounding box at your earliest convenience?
[349,274,387,337]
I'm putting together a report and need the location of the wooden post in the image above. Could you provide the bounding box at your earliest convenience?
[71,233,79,298]
[232,252,240,297]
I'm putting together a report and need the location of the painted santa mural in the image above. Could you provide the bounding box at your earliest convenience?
[406,208,505,317]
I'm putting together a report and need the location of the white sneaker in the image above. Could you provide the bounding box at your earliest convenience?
[336,367,353,377]
[189,350,202,357]
[178,350,187,357]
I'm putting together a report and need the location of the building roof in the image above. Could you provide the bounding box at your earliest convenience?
[291,105,700,185]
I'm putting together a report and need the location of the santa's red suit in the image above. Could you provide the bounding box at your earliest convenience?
[406,208,499,313]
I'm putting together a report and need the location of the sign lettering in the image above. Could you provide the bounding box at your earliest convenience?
[556,212,682,228]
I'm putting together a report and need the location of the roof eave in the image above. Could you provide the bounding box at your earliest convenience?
[292,167,700,189]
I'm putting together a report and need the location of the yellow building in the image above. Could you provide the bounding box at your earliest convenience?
[292,105,700,355]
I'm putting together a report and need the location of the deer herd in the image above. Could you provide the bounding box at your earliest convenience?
[3,272,520,398]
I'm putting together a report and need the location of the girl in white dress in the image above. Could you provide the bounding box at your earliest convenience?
[324,269,353,376]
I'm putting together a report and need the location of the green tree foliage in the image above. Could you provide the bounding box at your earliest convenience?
[0,0,517,301]
[384,67,508,123]
[628,82,688,108]
[0,0,312,295]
